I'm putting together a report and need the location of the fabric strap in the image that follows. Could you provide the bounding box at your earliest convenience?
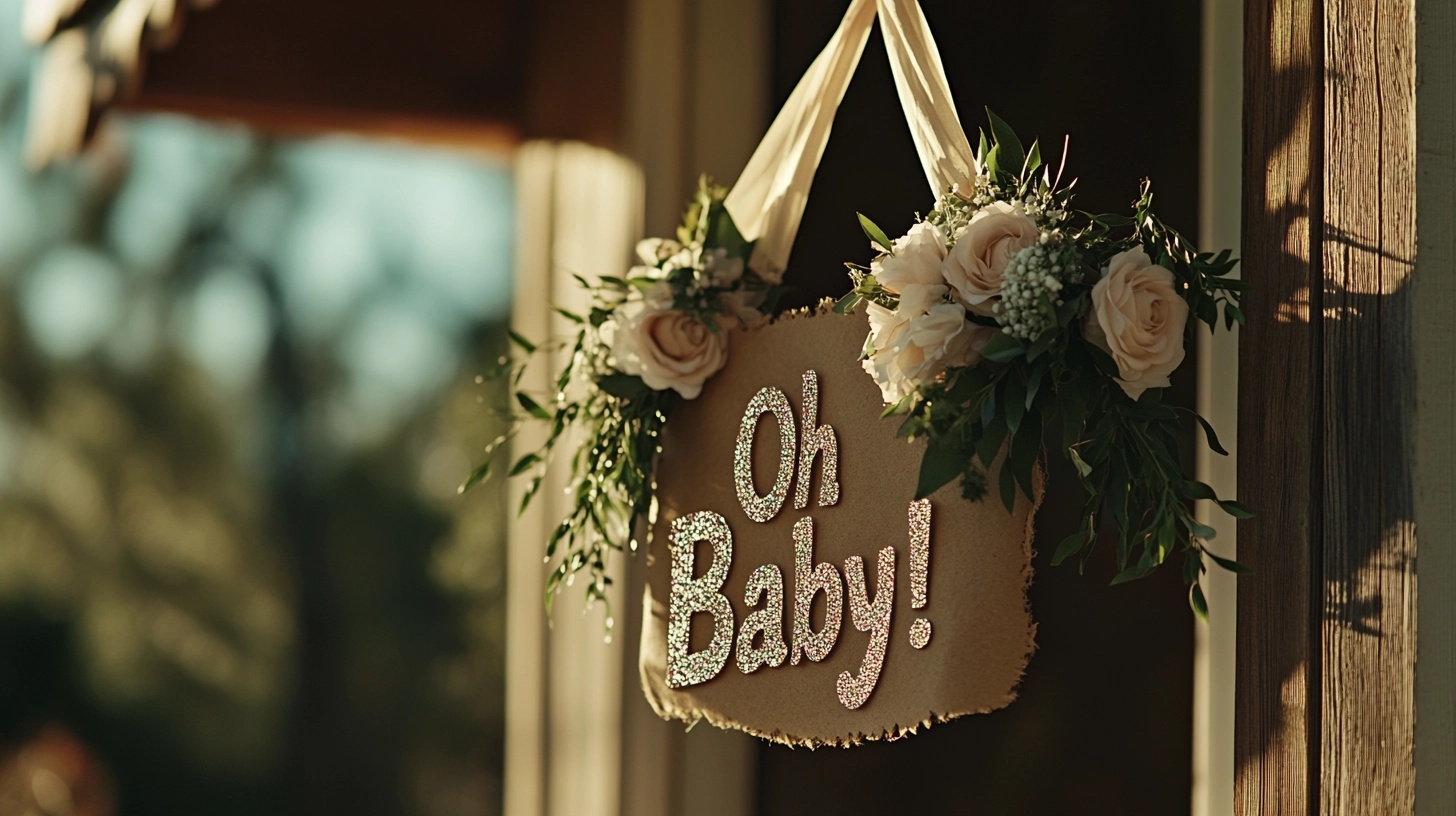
[723,0,978,277]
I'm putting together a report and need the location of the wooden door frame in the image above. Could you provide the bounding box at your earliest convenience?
[1235,0,1453,813]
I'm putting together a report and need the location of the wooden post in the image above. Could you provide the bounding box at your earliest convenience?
[1236,0,1419,813]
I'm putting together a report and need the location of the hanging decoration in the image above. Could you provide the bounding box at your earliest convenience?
[467,0,1247,744]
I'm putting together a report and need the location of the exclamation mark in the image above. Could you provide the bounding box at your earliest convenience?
[908,499,932,649]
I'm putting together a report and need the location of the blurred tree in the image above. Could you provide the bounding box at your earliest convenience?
[0,13,516,812]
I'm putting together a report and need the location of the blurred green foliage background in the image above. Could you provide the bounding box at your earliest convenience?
[0,3,516,814]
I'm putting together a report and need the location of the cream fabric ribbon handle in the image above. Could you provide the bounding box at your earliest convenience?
[876,0,978,197]
[724,0,978,278]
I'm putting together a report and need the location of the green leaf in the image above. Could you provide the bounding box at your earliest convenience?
[709,204,750,258]
[515,392,552,420]
[1205,547,1252,574]
[519,475,543,516]
[980,381,998,427]
[599,373,650,400]
[1182,410,1229,455]
[1068,446,1092,478]
[1182,550,1202,584]
[975,415,1007,468]
[1005,375,1026,433]
[833,291,863,315]
[1179,480,1219,501]
[1010,410,1041,500]
[984,143,1002,178]
[896,414,918,439]
[916,433,968,500]
[1110,565,1156,585]
[1052,529,1087,566]
[1189,582,1209,619]
[858,213,895,254]
[458,460,492,494]
[998,457,1018,513]
[1026,326,1055,361]
[1217,499,1255,519]
[980,332,1026,363]
[1087,212,1134,228]
[1024,138,1042,177]
[1056,295,1083,327]
[509,452,541,477]
[508,329,538,354]
[1188,519,1219,540]
[1196,296,1218,327]
[977,129,990,165]
[1206,551,1252,574]
[1025,355,1050,409]
[985,108,1026,181]
[553,308,584,324]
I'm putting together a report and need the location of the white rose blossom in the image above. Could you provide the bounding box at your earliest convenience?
[1084,247,1190,400]
[610,300,728,399]
[861,284,992,404]
[635,237,683,266]
[872,221,948,294]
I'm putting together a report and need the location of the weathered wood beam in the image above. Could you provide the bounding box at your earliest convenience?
[1237,0,1418,811]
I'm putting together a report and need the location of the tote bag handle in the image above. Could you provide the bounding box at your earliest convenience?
[723,0,978,278]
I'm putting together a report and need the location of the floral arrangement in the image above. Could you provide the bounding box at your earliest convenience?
[462,177,775,613]
[834,111,1249,613]
[468,113,1251,618]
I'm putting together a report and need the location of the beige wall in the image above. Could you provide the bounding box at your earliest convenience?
[1415,0,1456,811]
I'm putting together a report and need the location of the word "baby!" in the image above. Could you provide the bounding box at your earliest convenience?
[665,371,936,710]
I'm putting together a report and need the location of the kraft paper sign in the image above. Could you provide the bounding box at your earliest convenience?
[639,310,1039,746]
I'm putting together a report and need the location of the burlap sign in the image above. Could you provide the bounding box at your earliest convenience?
[638,310,1039,746]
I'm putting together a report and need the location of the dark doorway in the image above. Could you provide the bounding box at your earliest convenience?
[756,1,1201,813]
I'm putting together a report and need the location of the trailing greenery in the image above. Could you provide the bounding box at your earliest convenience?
[462,178,768,616]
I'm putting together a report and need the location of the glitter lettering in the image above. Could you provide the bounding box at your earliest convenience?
[666,511,736,689]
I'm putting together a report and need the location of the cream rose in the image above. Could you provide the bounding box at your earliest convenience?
[611,301,728,399]
[943,201,1039,316]
[1084,248,1190,400]
[872,222,948,294]
[636,237,683,266]
[862,292,987,404]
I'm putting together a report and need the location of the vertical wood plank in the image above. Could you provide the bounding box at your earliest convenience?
[1241,0,1420,811]
[1235,0,1320,811]
[1319,0,1418,812]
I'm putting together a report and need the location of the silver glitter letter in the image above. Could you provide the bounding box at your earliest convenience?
[793,370,841,510]
[734,386,797,523]
[790,517,843,665]
[908,499,933,649]
[836,546,896,710]
[736,564,788,674]
[666,511,736,689]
